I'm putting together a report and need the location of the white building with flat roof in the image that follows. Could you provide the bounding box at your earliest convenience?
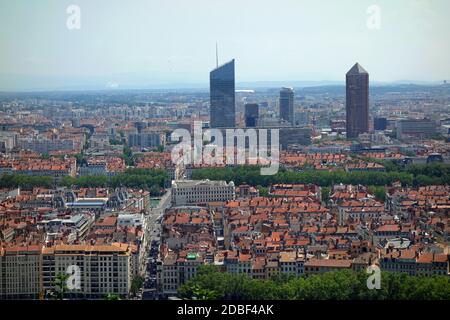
[117,213,144,228]
[171,179,235,206]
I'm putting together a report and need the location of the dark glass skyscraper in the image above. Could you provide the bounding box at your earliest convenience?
[346,63,369,138]
[210,59,235,128]
[244,103,259,127]
[374,117,387,131]
[279,87,294,125]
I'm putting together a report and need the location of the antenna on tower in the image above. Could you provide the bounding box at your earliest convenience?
[215,42,219,68]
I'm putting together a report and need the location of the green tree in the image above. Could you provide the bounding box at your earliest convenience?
[53,273,70,300]
[321,186,331,204]
[109,138,123,145]
[368,185,386,202]
[104,293,121,300]
[130,276,144,297]
[257,185,269,197]
[123,146,135,166]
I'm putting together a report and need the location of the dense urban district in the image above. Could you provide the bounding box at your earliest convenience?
[0,62,450,300]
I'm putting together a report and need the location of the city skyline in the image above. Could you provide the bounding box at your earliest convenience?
[1,0,449,306]
[1,0,450,91]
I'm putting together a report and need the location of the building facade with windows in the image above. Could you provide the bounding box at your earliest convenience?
[210,60,236,128]
[171,180,235,206]
[346,63,369,138]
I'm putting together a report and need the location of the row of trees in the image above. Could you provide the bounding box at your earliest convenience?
[192,166,413,187]
[2,163,447,193]
[0,174,54,188]
[378,161,450,186]
[192,163,450,187]
[178,265,450,300]
[0,168,167,196]
[61,168,167,194]
[368,159,450,177]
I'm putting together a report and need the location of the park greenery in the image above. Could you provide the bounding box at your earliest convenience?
[192,163,450,187]
[1,162,448,196]
[0,174,54,188]
[0,168,167,196]
[178,265,450,300]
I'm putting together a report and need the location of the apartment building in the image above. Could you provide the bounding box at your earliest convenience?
[19,138,75,154]
[171,179,235,206]
[0,245,42,299]
[159,252,179,295]
[128,132,165,149]
[396,119,437,140]
[0,131,18,153]
[1,243,135,299]
[279,251,305,277]
[337,199,385,226]
[380,249,448,276]
[39,213,94,241]
[304,259,353,275]
[11,158,77,178]
[41,243,133,299]
[345,162,386,172]
[78,157,125,177]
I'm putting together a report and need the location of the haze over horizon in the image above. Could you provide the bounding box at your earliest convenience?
[1,0,450,91]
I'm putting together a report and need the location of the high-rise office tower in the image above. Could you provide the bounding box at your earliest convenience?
[374,117,387,131]
[346,63,369,138]
[210,59,235,128]
[279,87,294,125]
[244,103,259,127]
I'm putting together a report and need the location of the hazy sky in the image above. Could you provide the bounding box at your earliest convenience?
[1,0,449,90]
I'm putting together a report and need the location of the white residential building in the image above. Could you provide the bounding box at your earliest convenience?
[171,179,235,206]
